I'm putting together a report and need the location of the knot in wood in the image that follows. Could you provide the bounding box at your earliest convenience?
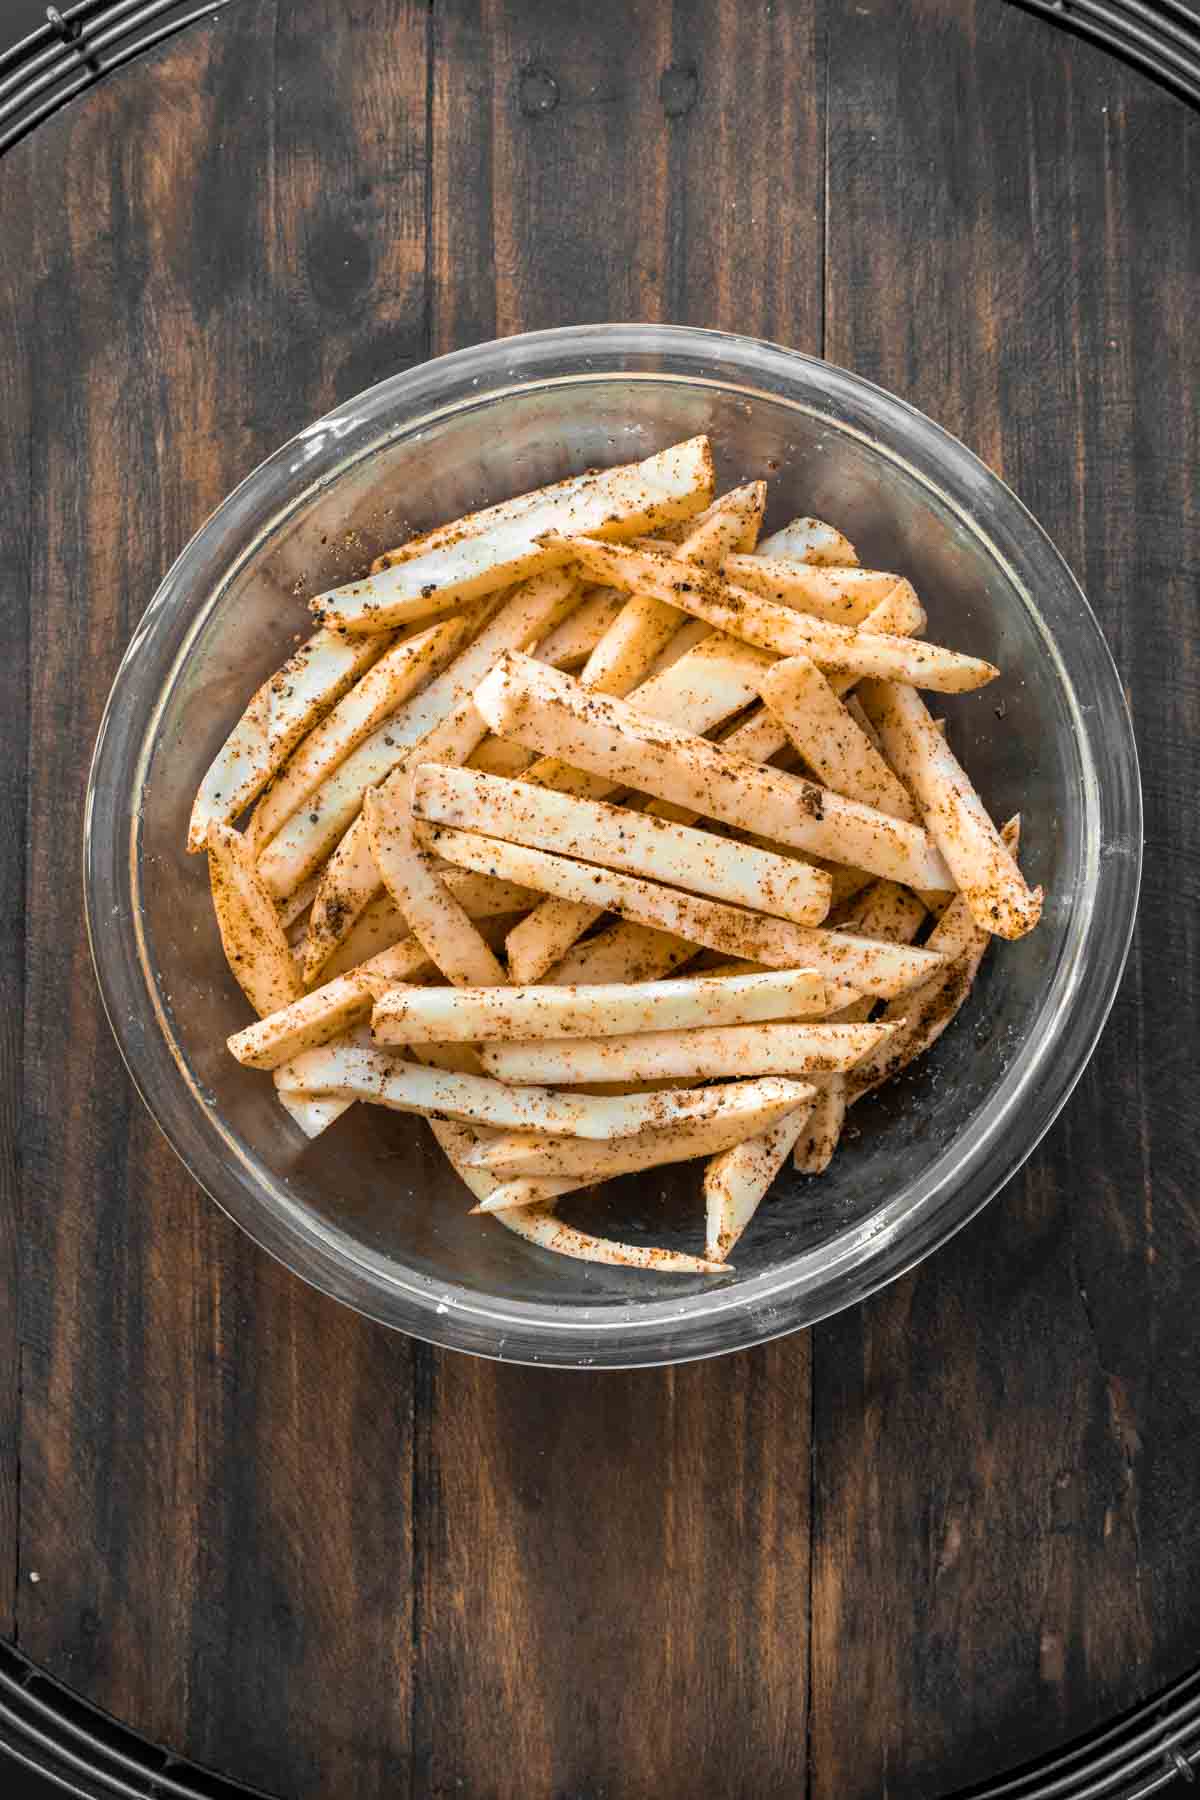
[659,63,699,119]
[518,66,559,118]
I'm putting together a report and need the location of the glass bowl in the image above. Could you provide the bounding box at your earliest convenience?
[84,324,1141,1368]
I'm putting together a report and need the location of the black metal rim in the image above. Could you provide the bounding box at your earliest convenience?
[1,0,1198,1794]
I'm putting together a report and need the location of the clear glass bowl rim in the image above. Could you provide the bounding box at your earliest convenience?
[83,323,1142,1368]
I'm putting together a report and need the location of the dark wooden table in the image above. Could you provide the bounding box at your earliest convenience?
[1,2,1198,1795]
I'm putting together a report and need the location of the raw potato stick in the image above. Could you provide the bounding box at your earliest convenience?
[791,1078,848,1175]
[207,823,304,1018]
[371,968,828,1045]
[321,874,532,980]
[409,762,833,926]
[473,654,954,889]
[554,538,996,693]
[760,655,920,823]
[422,822,944,997]
[371,466,606,571]
[530,588,626,669]
[478,1021,896,1085]
[247,619,470,849]
[791,876,932,1163]
[188,626,392,851]
[229,936,433,1069]
[544,919,698,986]
[260,568,578,896]
[426,1116,574,1211]
[289,570,580,967]
[312,437,714,631]
[724,555,902,624]
[578,482,765,694]
[704,1103,816,1262]
[471,1083,814,1184]
[491,1204,729,1275]
[857,681,1042,939]
[520,633,774,802]
[364,786,508,988]
[227,877,534,1070]
[505,894,611,985]
[276,1041,809,1142]
[276,1085,355,1139]
[755,516,858,567]
[846,818,1022,1098]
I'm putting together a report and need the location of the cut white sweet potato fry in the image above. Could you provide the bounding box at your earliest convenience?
[312,437,714,631]
[304,768,538,979]
[370,467,604,572]
[824,580,928,701]
[714,705,791,764]
[276,1085,356,1138]
[791,1078,847,1174]
[315,889,411,979]
[638,618,714,682]
[490,1204,728,1274]
[760,655,920,823]
[531,588,626,669]
[278,874,320,933]
[364,787,508,988]
[424,822,942,995]
[857,682,1042,939]
[230,876,534,1070]
[256,720,426,902]
[246,619,470,849]
[372,968,827,1045]
[228,934,434,1069]
[817,879,932,1017]
[426,1116,574,1210]
[845,692,884,754]
[269,573,578,943]
[839,879,928,948]
[472,1082,813,1185]
[755,516,858,567]
[578,482,765,696]
[276,1043,804,1142]
[506,895,609,985]
[704,1102,815,1260]
[207,823,304,1018]
[479,1020,895,1085]
[544,920,698,987]
[409,694,490,770]
[520,634,774,803]
[724,555,901,624]
[467,737,540,778]
[473,654,954,889]
[553,539,994,692]
[846,818,1021,1099]
[409,763,832,925]
[318,874,533,984]
[188,626,392,851]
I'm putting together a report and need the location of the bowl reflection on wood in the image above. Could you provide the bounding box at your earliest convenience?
[83,324,1141,1367]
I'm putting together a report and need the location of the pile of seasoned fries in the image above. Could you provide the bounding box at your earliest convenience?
[190,436,1042,1274]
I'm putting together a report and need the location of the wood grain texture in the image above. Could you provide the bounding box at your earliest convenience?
[813,2,1200,1794]
[12,4,428,1793]
[0,1,1196,1796]
[418,6,827,1792]
[0,143,33,1644]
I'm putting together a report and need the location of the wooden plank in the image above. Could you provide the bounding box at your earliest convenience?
[813,3,1200,1794]
[0,145,33,1642]
[15,6,428,1794]
[419,1349,812,1798]
[417,2,827,1794]
[430,0,824,349]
